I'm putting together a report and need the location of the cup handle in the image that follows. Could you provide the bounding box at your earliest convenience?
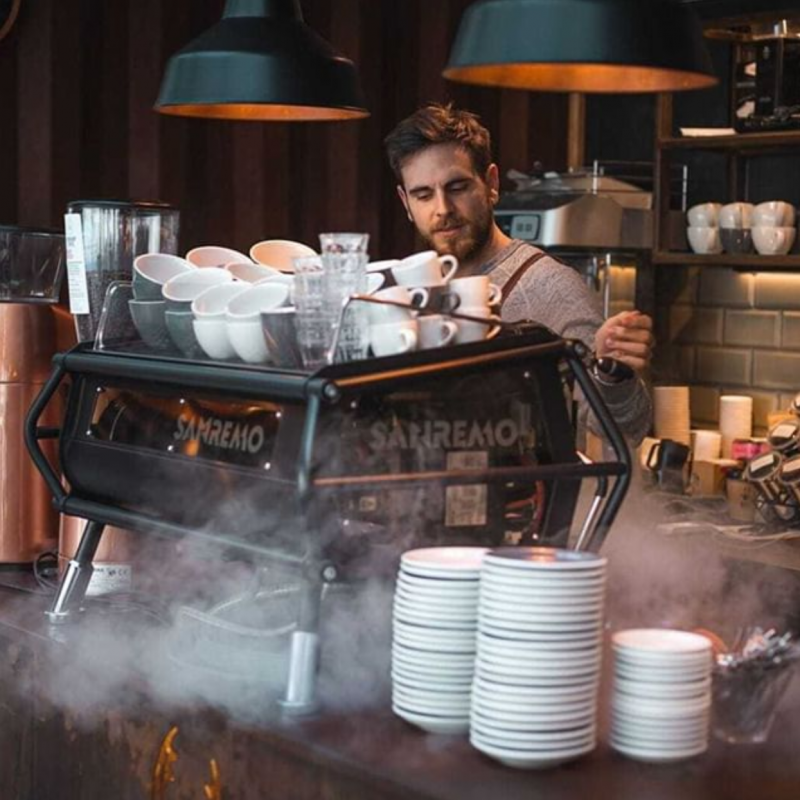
[440,255,458,283]
[409,287,429,309]
[485,315,502,340]
[646,441,661,471]
[400,329,418,353]
[439,321,458,347]
[443,291,460,313]
[488,284,502,306]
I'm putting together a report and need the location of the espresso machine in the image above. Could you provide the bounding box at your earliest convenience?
[0,225,66,566]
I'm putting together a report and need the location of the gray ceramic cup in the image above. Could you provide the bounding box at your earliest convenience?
[129,299,171,351]
[720,228,754,254]
[133,254,193,300]
[165,309,204,358]
[261,307,303,369]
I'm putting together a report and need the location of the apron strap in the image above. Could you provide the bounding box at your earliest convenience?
[499,251,550,305]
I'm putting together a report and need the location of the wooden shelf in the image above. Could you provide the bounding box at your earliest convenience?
[659,130,800,154]
[652,252,800,269]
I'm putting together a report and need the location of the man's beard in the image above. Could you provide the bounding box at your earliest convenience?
[423,202,494,265]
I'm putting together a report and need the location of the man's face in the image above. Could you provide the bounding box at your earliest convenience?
[397,143,498,263]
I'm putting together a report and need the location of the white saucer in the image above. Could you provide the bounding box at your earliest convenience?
[470,735,596,769]
[610,738,708,763]
[484,547,606,571]
[401,547,488,576]
[393,704,469,735]
[612,628,712,655]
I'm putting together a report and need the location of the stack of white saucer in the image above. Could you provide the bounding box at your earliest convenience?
[719,395,753,458]
[391,547,486,735]
[470,547,606,769]
[610,629,712,763]
[653,386,691,446]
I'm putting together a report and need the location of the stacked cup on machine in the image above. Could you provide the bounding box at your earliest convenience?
[610,628,712,763]
[470,548,606,769]
[391,547,486,735]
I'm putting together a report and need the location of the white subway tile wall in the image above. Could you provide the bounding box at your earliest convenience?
[655,267,800,433]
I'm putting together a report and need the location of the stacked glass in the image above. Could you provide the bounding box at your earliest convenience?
[293,233,369,370]
[319,232,369,363]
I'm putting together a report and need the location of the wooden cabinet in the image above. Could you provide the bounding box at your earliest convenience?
[652,93,800,270]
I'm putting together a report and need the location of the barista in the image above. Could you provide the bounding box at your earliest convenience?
[384,103,653,445]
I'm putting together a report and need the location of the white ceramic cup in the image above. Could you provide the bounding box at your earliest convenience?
[752,201,796,228]
[418,314,458,349]
[225,261,284,284]
[186,246,252,268]
[719,202,754,229]
[392,250,458,287]
[226,320,271,364]
[162,268,233,307]
[370,320,419,357]
[454,306,502,344]
[193,318,236,360]
[752,225,797,255]
[191,282,250,320]
[368,286,427,325]
[687,203,722,228]
[687,226,723,254]
[225,283,291,323]
[367,258,400,275]
[448,275,501,309]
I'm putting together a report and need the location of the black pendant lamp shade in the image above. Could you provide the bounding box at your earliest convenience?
[444,0,718,93]
[155,0,369,121]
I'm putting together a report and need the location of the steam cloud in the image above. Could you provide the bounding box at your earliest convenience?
[3,467,799,745]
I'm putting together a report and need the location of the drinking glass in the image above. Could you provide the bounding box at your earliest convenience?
[712,665,796,744]
[293,256,336,371]
[319,233,369,362]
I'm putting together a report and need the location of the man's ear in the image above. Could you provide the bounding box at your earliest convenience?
[486,164,500,204]
[397,185,414,223]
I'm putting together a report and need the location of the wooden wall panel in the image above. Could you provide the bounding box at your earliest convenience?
[16,0,52,225]
[0,0,569,259]
[128,0,163,201]
[0,5,18,223]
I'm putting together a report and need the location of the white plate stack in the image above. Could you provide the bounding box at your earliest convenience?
[391,547,487,735]
[470,547,606,769]
[610,628,712,763]
[719,395,753,458]
[653,386,691,446]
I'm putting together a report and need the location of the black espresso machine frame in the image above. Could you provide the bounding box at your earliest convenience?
[25,324,631,713]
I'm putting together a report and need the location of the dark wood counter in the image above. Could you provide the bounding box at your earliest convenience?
[1,579,798,800]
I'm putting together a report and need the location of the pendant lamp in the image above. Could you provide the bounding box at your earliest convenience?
[155,0,369,121]
[443,0,718,93]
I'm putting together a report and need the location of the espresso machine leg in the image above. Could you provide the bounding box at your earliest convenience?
[279,579,323,715]
[46,520,105,624]
[279,562,336,716]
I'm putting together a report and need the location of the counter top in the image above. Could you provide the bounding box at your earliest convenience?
[1,577,799,800]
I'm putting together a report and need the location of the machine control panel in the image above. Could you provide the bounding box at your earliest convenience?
[509,214,541,241]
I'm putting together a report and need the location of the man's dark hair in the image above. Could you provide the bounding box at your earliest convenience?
[384,103,493,183]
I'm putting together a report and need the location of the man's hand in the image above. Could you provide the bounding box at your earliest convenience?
[595,310,654,375]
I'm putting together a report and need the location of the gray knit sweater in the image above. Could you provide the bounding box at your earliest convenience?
[481,240,652,445]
